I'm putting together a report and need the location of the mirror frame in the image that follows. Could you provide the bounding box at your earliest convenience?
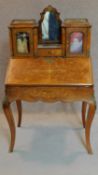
[38,5,62,45]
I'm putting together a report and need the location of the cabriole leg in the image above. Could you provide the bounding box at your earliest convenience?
[3,97,16,152]
[85,102,96,154]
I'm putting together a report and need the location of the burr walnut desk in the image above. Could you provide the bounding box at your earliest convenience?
[3,6,96,153]
[3,57,96,154]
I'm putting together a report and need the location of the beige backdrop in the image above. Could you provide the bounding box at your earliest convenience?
[0,0,98,111]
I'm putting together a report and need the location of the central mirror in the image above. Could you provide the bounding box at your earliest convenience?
[39,5,61,44]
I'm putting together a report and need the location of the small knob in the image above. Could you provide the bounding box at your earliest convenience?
[48,50,52,55]
[67,40,69,45]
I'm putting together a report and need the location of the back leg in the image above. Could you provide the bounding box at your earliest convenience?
[82,102,87,128]
[16,100,22,127]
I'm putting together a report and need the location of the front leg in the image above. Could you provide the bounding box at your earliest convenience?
[85,101,96,154]
[3,97,16,152]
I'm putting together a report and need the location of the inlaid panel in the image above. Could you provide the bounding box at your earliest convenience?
[5,57,93,86]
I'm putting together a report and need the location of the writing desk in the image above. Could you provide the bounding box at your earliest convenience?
[3,57,96,153]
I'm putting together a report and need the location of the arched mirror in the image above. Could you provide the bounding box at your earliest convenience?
[39,5,62,44]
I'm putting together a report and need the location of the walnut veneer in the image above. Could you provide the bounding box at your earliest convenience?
[3,6,96,154]
[3,56,96,154]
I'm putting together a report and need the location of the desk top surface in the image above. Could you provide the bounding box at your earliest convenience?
[5,57,93,86]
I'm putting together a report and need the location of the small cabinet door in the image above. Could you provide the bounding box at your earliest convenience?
[66,28,88,57]
[11,28,33,57]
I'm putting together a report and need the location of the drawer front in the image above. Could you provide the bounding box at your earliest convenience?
[37,48,62,57]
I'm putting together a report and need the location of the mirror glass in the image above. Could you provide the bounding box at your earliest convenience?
[41,11,61,43]
[16,32,30,54]
[70,32,83,54]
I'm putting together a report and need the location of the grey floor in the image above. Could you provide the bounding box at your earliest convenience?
[0,102,98,175]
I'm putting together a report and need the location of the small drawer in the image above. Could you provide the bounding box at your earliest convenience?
[37,48,62,57]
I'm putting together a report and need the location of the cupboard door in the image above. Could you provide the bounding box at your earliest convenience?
[12,28,33,57]
[66,28,88,57]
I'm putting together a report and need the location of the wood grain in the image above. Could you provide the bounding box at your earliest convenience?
[3,13,96,153]
[5,57,93,86]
